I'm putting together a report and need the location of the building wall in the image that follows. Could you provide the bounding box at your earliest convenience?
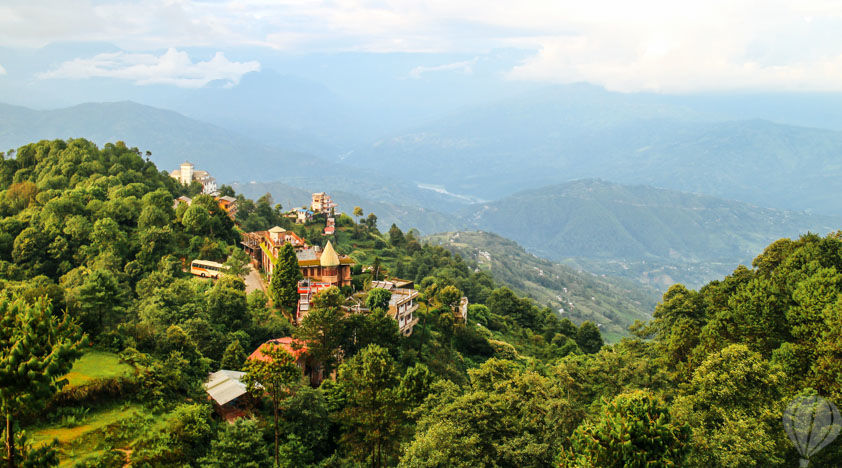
[300,264,352,287]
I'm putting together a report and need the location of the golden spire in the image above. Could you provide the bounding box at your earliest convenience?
[320,241,340,267]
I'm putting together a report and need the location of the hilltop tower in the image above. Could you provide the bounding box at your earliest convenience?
[179,161,194,185]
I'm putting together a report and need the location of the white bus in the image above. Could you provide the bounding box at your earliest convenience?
[190,259,229,279]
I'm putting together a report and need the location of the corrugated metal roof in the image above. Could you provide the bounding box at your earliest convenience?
[204,370,247,406]
[297,249,319,261]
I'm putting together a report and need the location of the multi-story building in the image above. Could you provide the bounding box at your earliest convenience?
[295,208,314,224]
[370,280,420,336]
[170,161,217,194]
[241,226,307,275]
[324,217,335,235]
[311,192,337,214]
[216,196,237,219]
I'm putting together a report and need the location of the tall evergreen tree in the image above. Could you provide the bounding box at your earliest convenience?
[295,287,346,375]
[0,296,83,467]
[388,224,406,247]
[199,418,272,467]
[270,242,302,310]
[220,340,247,370]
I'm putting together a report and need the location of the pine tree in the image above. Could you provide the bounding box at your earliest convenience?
[559,390,689,467]
[199,418,272,467]
[270,242,302,310]
[1,296,83,467]
[338,345,404,467]
[388,224,406,247]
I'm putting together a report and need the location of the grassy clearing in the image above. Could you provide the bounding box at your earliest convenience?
[62,351,132,387]
[29,403,141,467]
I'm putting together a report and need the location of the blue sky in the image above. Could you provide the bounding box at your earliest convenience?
[2,0,842,93]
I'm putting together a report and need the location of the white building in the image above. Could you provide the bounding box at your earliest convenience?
[171,161,218,195]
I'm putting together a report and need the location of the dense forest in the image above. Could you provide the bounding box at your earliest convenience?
[1,139,840,467]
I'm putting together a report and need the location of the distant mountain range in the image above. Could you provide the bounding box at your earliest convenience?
[0,100,471,216]
[0,101,327,183]
[3,99,840,289]
[459,179,842,288]
[345,85,842,215]
[425,231,658,341]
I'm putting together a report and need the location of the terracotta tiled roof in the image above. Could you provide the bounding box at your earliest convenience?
[248,337,308,362]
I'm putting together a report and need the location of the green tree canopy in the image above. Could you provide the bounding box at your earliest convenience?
[366,288,392,312]
[559,390,689,468]
[576,321,603,354]
[270,243,302,311]
[0,296,83,466]
[243,342,301,468]
[337,344,404,468]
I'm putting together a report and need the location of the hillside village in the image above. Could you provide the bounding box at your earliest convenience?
[5,2,842,464]
[6,142,838,466]
[170,162,469,418]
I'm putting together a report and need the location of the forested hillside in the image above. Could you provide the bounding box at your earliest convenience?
[425,231,657,341]
[2,139,841,467]
[461,179,841,287]
[0,139,604,466]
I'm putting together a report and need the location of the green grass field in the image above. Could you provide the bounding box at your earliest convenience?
[30,404,140,467]
[62,351,132,387]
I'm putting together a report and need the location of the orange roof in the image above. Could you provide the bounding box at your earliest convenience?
[287,232,305,245]
[248,337,308,362]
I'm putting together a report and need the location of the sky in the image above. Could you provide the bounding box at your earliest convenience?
[2,0,842,93]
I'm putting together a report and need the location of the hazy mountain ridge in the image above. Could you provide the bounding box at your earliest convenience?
[4,100,840,289]
[425,230,658,341]
[346,89,842,214]
[0,101,330,183]
[460,179,842,288]
[0,101,475,219]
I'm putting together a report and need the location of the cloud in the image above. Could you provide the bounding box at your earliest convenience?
[0,64,6,75]
[37,48,260,88]
[503,2,842,92]
[409,59,477,79]
[6,0,842,91]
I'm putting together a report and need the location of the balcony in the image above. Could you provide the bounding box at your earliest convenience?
[320,275,338,284]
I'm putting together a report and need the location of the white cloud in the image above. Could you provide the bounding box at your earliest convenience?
[37,48,260,88]
[503,1,842,92]
[0,64,6,75]
[5,0,842,91]
[409,59,477,79]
